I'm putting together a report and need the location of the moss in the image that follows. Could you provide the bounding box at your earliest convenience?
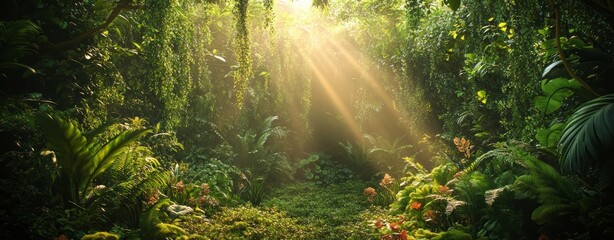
[432,229,472,240]
[80,232,119,240]
[181,205,316,240]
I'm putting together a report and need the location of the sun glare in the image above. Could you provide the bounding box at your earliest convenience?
[287,0,312,12]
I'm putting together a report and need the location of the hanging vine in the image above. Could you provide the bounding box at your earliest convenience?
[233,0,252,109]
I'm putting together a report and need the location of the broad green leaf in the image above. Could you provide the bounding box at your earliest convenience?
[535,96,563,114]
[560,94,614,174]
[535,78,582,114]
[535,123,566,148]
[445,0,461,11]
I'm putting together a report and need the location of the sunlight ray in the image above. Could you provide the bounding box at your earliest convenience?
[305,52,364,142]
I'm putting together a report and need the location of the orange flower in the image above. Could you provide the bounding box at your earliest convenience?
[147,190,159,206]
[380,173,394,187]
[439,185,452,194]
[453,137,472,158]
[201,183,210,195]
[389,222,400,232]
[363,187,377,202]
[363,187,376,196]
[424,210,437,221]
[374,219,384,229]
[399,230,408,240]
[175,180,184,192]
[54,234,69,240]
[410,201,422,210]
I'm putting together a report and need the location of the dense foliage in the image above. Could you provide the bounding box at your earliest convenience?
[1,0,613,239]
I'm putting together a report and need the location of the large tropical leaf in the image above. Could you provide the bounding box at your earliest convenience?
[38,114,151,205]
[37,114,91,202]
[534,78,583,114]
[559,94,614,174]
[535,122,566,148]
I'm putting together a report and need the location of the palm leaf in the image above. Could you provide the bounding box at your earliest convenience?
[559,94,614,174]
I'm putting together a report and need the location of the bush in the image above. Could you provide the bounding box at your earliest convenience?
[296,152,357,185]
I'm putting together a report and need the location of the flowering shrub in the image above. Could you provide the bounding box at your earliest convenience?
[167,180,220,213]
[364,173,400,206]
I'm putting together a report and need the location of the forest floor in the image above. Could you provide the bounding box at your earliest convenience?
[260,181,385,239]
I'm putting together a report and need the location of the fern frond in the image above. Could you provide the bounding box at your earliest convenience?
[86,128,151,183]
[531,203,575,225]
[140,198,172,239]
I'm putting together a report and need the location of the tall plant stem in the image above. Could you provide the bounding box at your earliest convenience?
[548,0,600,97]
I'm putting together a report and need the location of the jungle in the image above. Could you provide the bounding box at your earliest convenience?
[1,0,613,239]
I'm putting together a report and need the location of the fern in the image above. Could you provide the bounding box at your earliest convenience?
[37,114,151,205]
[512,153,588,226]
[111,170,171,228]
[0,20,40,73]
[140,198,172,239]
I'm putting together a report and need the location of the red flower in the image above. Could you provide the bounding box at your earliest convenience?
[410,201,422,210]
[399,230,408,240]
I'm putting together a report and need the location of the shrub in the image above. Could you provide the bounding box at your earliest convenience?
[296,152,357,185]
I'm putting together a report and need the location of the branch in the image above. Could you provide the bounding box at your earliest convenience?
[548,0,600,97]
[52,0,139,49]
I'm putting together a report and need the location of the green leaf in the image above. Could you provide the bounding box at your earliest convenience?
[86,128,152,188]
[535,123,566,148]
[534,78,582,114]
[531,203,574,225]
[444,0,461,11]
[559,94,614,174]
